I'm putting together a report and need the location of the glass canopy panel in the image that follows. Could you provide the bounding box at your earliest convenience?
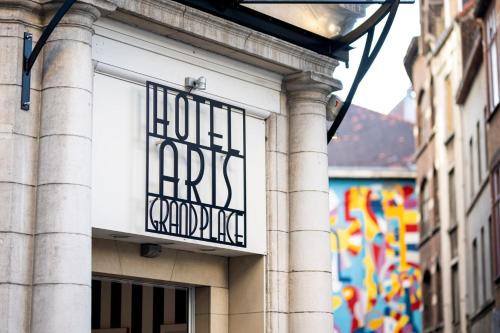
[241,3,375,38]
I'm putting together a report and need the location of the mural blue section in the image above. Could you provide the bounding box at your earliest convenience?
[329,178,422,333]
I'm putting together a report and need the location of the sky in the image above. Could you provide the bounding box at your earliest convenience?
[334,1,421,114]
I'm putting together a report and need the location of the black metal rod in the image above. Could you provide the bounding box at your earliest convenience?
[333,0,391,47]
[25,0,77,72]
[327,0,400,143]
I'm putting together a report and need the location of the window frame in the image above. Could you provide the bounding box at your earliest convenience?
[421,179,431,237]
[433,168,440,226]
[492,164,500,281]
[485,3,500,113]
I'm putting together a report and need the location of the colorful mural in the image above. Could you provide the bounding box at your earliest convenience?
[330,179,422,333]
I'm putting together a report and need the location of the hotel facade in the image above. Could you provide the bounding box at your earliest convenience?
[0,1,367,332]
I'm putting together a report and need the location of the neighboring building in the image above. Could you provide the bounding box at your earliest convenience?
[405,0,500,331]
[389,89,417,124]
[0,1,368,333]
[475,0,500,327]
[328,105,421,332]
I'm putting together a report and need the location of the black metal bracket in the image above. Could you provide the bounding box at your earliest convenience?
[21,0,77,111]
[327,0,401,143]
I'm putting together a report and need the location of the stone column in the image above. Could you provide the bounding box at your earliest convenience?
[30,3,110,332]
[0,2,42,332]
[285,71,340,333]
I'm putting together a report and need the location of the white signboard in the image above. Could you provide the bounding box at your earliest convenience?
[145,81,247,247]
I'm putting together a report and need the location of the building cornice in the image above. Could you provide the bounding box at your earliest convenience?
[104,0,340,76]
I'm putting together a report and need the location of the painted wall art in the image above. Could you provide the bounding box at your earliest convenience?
[330,179,422,333]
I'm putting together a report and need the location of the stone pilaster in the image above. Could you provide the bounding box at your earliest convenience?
[0,2,43,332]
[265,93,290,333]
[285,71,341,333]
[30,3,107,332]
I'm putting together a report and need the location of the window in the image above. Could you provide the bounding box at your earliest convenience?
[449,169,457,225]
[430,78,436,129]
[423,270,433,328]
[429,0,445,37]
[451,264,460,324]
[421,179,431,236]
[436,263,443,323]
[417,90,425,146]
[486,4,500,112]
[473,238,479,309]
[445,76,454,134]
[481,227,487,303]
[470,138,475,198]
[477,121,482,183]
[433,169,440,226]
[494,166,500,280]
[417,90,431,145]
[450,227,458,259]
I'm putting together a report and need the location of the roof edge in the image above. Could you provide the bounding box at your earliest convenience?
[328,167,416,179]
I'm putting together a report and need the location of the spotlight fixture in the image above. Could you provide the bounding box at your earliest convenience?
[185,76,207,91]
[140,243,162,258]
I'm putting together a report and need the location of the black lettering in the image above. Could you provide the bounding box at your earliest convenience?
[159,140,179,197]
[185,145,204,203]
[175,94,189,141]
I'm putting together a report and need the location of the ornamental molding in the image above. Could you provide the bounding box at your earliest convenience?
[107,0,340,76]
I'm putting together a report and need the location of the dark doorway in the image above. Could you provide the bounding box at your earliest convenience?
[92,278,189,333]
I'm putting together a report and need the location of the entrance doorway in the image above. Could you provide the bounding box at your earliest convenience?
[91,277,190,333]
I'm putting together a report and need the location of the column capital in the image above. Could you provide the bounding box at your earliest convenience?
[42,0,117,28]
[285,71,342,104]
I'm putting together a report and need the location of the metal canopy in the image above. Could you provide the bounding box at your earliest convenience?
[20,0,412,143]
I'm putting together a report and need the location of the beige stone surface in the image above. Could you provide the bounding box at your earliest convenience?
[288,191,329,232]
[38,135,92,186]
[0,133,38,186]
[289,271,331,312]
[265,107,290,333]
[289,231,331,272]
[0,232,33,285]
[42,40,94,91]
[33,233,91,285]
[0,84,41,137]
[289,312,333,333]
[0,182,35,234]
[266,230,289,273]
[266,271,288,313]
[31,283,91,333]
[195,313,210,333]
[36,184,91,235]
[0,5,43,331]
[229,255,265,315]
[289,152,329,193]
[229,312,266,333]
[289,113,328,154]
[0,284,31,333]
[285,71,337,333]
[40,87,92,138]
[211,287,229,315]
[195,287,210,315]
[92,238,228,288]
[266,151,288,193]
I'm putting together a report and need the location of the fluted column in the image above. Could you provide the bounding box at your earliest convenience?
[285,71,340,333]
[30,3,105,332]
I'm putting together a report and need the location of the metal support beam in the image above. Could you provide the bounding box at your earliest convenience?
[327,0,400,143]
[21,0,77,111]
